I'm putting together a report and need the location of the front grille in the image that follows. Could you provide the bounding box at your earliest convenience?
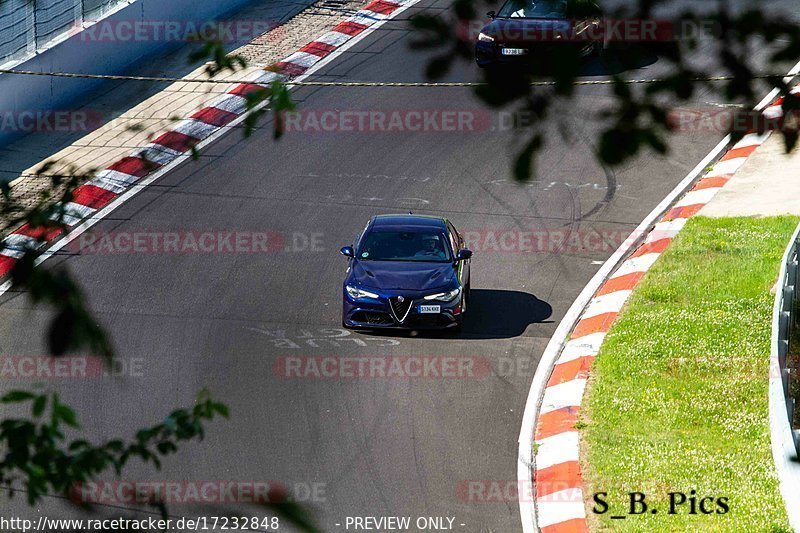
[410,314,452,327]
[352,311,393,325]
[389,296,413,323]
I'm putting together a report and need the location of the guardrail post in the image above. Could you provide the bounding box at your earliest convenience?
[779,338,789,373]
[783,367,791,399]
[786,242,799,455]
[794,429,800,455]
[783,286,795,313]
[25,0,37,56]
[780,311,791,371]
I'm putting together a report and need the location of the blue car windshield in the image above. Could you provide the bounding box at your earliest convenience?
[497,0,567,18]
[358,230,452,262]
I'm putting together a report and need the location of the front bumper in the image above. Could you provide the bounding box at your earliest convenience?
[343,291,463,330]
[475,41,595,67]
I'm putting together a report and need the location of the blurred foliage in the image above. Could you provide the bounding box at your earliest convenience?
[0,163,113,358]
[410,0,800,180]
[3,1,798,527]
[0,37,314,531]
[0,390,226,507]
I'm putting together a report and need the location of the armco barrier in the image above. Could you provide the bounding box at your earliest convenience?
[0,0,258,147]
[770,221,800,531]
[775,223,800,452]
[0,0,126,66]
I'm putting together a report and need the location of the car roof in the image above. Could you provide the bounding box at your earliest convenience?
[371,214,447,230]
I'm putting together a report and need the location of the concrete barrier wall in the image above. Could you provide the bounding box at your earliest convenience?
[0,0,255,146]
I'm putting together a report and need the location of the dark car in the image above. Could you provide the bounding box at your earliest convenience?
[475,0,602,68]
[340,214,472,332]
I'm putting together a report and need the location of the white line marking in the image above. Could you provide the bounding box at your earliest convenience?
[315,31,353,47]
[537,489,586,528]
[645,218,687,243]
[558,333,606,365]
[707,156,748,176]
[539,379,587,415]
[534,432,580,470]
[208,93,248,114]
[133,143,182,166]
[0,247,25,259]
[2,234,40,256]
[53,202,96,227]
[610,252,661,279]
[673,187,721,208]
[89,170,140,193]
[171,118,218,140]
[349,11,390,23]
[281,51,323,69]
[732,132,770,150]
[582,290,631,320]
[763,105,784,119]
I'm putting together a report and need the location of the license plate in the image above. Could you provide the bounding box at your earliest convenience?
[419,305,441,314]
[501,48,527,56]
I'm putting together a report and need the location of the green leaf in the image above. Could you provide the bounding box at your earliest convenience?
[53,403,79,428]
[32,395,47,417]
[211,402,229,418]
[68,439,91,451]
[156,441,177,455]
[2,391,37,403]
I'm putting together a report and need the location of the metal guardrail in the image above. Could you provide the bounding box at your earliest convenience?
[776,224,800,454]
[0,0,127,66]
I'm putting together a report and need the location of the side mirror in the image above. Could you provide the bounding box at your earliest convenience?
[340,246,355,258]
[487,10,496,18]
[456,249,473,261]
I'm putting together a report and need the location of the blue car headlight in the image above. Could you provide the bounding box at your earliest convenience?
[423,287,461,302]
[346,285,379,300]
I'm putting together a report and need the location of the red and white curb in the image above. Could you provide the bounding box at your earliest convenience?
[520,82,800,533]
[0,0,420,279]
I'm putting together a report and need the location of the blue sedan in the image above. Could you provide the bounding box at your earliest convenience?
[340,214,472,332]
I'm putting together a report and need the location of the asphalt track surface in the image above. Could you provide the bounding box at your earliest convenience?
[0,0,798,531]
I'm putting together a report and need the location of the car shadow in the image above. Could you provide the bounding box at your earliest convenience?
[579,44,660,76]
[354,289,552,340]
[461,289,552,338]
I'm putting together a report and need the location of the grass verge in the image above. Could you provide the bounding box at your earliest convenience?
[582,215,799,532]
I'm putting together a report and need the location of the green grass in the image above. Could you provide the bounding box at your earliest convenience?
[582,216,799,532]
